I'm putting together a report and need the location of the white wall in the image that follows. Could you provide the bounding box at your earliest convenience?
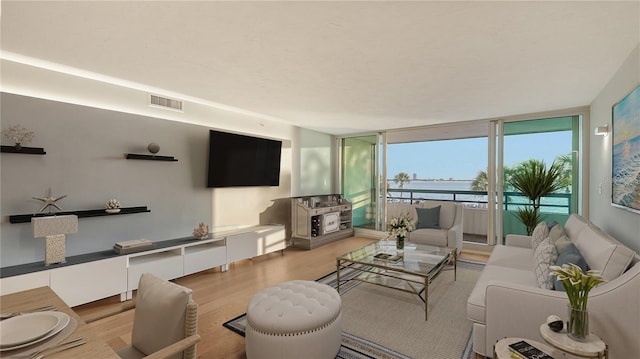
[0,60,335,267]
[589,44,640,253]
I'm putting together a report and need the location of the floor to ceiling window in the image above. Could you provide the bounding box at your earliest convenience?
[340,112,585,248]
[489,115,583,244]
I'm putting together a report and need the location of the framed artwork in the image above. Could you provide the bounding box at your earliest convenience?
[612,83,640,214]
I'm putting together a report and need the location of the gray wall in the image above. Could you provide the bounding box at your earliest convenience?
[1,93,214,266]
[589,44,640,253]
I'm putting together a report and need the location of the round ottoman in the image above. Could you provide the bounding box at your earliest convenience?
[245,280,342,359]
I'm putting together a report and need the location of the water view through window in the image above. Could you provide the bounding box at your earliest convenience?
[386,130,573,241]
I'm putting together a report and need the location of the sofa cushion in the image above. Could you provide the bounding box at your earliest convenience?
[484,245,533,270]
[553,243,588,291]
[416,206,440,229]
[387,203,418,227]
[574,224,635,281]
[410,228,448,247]
[531,221,549,251]
[564,213,588,239]
[533,238,558,289]
[467,264,537,323]
[421,201,455,229]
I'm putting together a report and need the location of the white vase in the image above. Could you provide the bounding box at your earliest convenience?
[106,208,121,213]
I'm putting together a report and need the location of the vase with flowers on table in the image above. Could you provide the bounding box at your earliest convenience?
[550,263,605,342]
[387,213,414,255]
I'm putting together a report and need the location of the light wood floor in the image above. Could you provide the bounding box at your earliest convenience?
[74,237,488,359]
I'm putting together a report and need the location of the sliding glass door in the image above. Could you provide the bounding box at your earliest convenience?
[489,115,582,244]
[341,134,385,231]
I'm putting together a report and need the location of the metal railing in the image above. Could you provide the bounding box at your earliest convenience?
[387,188,572,214]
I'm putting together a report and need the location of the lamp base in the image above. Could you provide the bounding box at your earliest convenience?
[45,234,66,265]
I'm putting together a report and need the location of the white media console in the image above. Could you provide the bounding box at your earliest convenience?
[0,224,286,307]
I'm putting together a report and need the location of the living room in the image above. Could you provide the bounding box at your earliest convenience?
[1,2,639,359]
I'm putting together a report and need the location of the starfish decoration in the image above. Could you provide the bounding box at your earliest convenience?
[33,188,68,213]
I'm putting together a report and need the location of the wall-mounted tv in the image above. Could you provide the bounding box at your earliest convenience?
[207,130,282,188]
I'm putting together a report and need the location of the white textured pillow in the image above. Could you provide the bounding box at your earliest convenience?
[533,238,558,289]
[531,221,549,251]
[132,273,192,359]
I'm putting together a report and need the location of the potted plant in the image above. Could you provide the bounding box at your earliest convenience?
[508,159,563,235]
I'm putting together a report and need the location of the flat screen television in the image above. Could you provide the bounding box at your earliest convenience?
[207,130,282,188]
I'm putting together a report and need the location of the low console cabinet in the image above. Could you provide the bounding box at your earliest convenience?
[0,224,285,306]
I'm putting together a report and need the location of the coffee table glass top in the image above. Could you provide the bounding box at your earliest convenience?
[336,240,452,277]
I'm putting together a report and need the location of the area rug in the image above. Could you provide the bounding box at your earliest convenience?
[223,260,483,359]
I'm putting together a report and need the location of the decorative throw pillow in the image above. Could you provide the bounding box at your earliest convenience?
[548,223,566,243]
[553,243,588,291]
[416,206,440,229]
[531,221,549,251]
[554,234,572,252]
[533,238,558,289]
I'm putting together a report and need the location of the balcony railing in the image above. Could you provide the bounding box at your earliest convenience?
[387,188,572,214]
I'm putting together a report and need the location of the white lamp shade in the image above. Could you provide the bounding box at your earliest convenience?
[32,215,78,238]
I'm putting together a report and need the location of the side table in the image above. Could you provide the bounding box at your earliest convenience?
[539,324,608,359]
[494,337,566,359]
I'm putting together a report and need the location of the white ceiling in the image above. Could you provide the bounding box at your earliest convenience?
[1,1,639,135]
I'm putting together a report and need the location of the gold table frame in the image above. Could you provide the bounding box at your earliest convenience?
[336,240,456,320]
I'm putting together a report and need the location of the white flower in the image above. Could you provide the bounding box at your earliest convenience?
[550,263,605,310]
[387,213,414,238]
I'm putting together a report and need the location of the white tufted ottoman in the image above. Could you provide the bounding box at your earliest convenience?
[245,280,342,359]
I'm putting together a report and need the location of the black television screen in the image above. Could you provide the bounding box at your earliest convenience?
[207,130,282,188]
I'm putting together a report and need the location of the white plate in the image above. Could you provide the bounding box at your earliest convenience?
[0,312,70,351]
[0,312,60,347]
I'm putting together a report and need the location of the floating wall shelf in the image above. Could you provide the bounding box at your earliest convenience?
[1,146,46,155]
[125,154,178,161]
[9,206,151,224]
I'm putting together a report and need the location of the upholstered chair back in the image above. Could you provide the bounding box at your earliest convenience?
[116,273,198,359]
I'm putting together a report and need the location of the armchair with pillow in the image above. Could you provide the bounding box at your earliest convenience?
[387,200,463,254]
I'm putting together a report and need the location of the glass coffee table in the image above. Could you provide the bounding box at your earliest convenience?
[336,239,456,320]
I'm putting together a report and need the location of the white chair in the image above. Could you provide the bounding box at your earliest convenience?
[116,273,200,359]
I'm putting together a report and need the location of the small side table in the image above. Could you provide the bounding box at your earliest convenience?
[539,324,608,359]
[494,337,566,359]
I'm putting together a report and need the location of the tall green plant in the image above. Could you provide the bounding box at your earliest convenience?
[509,160,564,235]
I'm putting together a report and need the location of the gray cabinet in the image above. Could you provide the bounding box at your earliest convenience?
[291,195,354,249]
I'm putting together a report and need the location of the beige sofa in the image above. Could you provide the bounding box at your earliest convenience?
[467,214,640,358]
[387,200,463,254]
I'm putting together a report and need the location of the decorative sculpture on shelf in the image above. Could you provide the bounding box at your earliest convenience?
[33,188,67,213]
[192,222,209,240]
[1,124,35,149]
[105,199,121,213]
[148,143,160,155]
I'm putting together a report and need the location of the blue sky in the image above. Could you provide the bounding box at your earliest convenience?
[387,131,572,180]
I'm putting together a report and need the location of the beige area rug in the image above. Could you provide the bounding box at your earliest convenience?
[340,266,480,359]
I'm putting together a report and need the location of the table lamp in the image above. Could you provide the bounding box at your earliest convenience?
[32,215,78,265]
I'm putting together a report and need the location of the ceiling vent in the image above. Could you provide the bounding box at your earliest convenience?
[150,95,183,111]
